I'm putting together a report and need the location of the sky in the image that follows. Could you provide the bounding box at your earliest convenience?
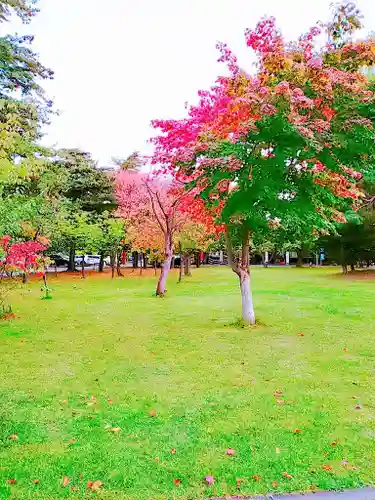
[7,0,375,166]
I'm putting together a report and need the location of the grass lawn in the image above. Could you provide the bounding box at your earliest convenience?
[0,266,374,499]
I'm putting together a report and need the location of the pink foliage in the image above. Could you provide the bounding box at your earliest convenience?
[0,236,47,273]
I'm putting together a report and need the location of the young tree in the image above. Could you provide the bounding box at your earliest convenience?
[151,2,375,324]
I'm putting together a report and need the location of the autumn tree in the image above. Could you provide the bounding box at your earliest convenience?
[151,2,375,324]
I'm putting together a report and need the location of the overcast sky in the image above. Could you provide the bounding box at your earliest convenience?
[7,0,375,166]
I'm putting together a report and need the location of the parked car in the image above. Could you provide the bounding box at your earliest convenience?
[49,254,70,267]
[74,255,110,267]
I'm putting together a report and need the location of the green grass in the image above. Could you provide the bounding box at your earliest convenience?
[0,267,374,499]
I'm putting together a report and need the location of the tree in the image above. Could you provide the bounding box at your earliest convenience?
[151,2,375,324]
[116,171,190,296]
[96,213,125,278]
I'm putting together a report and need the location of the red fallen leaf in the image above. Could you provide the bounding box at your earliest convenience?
[274,390,282,397]
[298,333,305,337]
[87,480,103,491]
[294,429,302,434]
[90,395,96,401]
[154,457,159,463]
[355,404,362,409]
[272,481,279,488]
[236,478,242,487]
[343,348,348,352]
[110,427,121,433]
[61,476,71,488]
[149,409,157,417]
[33,480,39,485]
[70,439,77,444]
[330,441,337,446]
[282,472,293,479]
[252,474,261,481]
[107,399,113,404]
[322,464,333,471]
[9,434,18,440]
[226,448,234,456]
[170,448,176,454]
[205,475,215,485]
[173,478,181,486]
[7,479,16,484]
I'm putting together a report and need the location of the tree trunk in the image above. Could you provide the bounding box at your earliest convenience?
[110,252,116,279]
[132,251,138,269]
[224,225,256,325]
[350,264,355,272]
[68,245,76,272]
[99,252,105,272]
[239,267,256,325]
[156,233,172,296]
[116,250,123,277]
[184,253,191,276]
[195,252,201,268]
[140,253,143,275]
[154,261,157,276]
[296,249,303,267]
[81,257,85,279]
[143,254,148,268]
[178,255,183,282]
[342,264,348,274]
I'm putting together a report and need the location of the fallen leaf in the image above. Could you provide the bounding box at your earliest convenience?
[90,395,96,402]
[61,476,71,488]
[70,439,77,444]
[226,448,234,456]
[322,464,333,471]
[170,448,176,455]
[276,447,281,454]
[62,400,67,404]
[110,427,121,433]
[205,475,215,485]
[276,399,284,405]
[274,390,282,397]
[154,457,159,463]
[272,481,279,488]
[33,480,39,485]
[298,333,305,337]
[87,480,103,491]
[252,474,261,481]
[173,478,181,486]
[149,409,157,417]
[107,399,113,404]
[236,478,242,488]
[294,429,302,434]
[9,434,18,440]
[355,404,362,409]
[7,479,16,484]
[330,441,337,447]
[343,348,348,352]
[282,472,293,479]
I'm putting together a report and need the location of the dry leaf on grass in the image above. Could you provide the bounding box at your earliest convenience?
[87,480,103,491]
[61,476,71,488]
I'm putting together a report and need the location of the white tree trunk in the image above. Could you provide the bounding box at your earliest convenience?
[239,268,255,325]
[156,233,172,296]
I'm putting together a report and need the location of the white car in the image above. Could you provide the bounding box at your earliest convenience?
[74,255,102,266]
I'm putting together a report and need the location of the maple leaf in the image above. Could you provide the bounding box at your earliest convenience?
[87,480,103,491]
[9,434,18,440]
[107,399,113,404]
[173,478,181,486]
[298,333,305,337]
[282,472,293,479]
[272,481,279,487]
[226,448,234,456]
[149,409,157,417]
[322,464,333,471]
[7,479,16,484]
[170,448,176,454]
[330,441,337,446]
[355,404,362,409]
[274,390,282,397]
[294,429,302,434]
[61,476,71,488]
[33,479,39,484]
[252,474,261,481]
[205,475,215,485]
[236,478,242,487]
[154,457,159,463]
